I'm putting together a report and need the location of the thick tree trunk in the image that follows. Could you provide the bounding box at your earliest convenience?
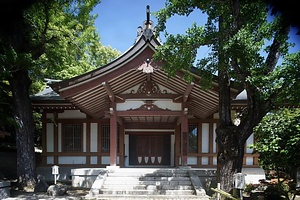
[9,69,36,189]
[216,125,244,193]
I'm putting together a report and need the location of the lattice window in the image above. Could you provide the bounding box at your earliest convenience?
[101,124,120,153]
[188,124,198,152]
[63,124,82,152]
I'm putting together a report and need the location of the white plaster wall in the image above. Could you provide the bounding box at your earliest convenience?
[213,156,217,165]
[202,157,209,165]
[246,134,254,153]
[202,123,209,153]
[90,123,98,152]
[58,110,86,119]
[58,156,86,164]
[117,100,144,111]
[187,156,197,165]
[90,156,97,164]
[46,123,54,152]
[245,157,253,165]
[117,100,181,111]
[47,156,54,164]
[101,156,119,165]
[154,100,181,110]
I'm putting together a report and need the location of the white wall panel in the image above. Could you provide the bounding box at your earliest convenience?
[58,156,86,164]
[90,123,98,152]
[202,123,209,153]
[46,123,54,152]
[90,156,97,164]
[245,157,253,165]
[187,157,198,165]
[47,156,54,164]
[154,100,181,111]
[213,156,217,165]
[101,156,119,165]
[202,157,209,165]
[246,134,254,153]
[117,101,144,111]
[58,110,86,119]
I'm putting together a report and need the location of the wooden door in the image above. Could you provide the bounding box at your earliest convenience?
[129,134,170,166]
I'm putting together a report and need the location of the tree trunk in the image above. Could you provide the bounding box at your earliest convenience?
[9,69,36,189]
[216,125,245,193]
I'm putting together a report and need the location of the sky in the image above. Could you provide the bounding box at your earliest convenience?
[92,0,206,53]
[92,0,300,55]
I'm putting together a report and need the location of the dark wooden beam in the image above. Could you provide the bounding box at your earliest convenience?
[116,93,180,102]
[183,82,194,102]
[116,110,181,117]
[102,82,115,102]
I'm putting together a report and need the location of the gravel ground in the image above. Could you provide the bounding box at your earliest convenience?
[3,188,90,200]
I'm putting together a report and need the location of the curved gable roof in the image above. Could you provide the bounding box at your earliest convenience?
[48,19,240,119]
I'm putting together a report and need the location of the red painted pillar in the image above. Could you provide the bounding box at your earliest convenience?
[110,105,117,166]
[181,114,188,166]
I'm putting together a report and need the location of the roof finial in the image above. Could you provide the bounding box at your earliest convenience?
[146,5,150,26]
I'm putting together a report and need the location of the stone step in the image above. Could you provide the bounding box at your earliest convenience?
[103,180,192,186]
[107,171,189,178]
[102,184,193,190]
[105,176,191,181]
[85,194,209,200]
[100,189,195,195]
[86,168,211,200]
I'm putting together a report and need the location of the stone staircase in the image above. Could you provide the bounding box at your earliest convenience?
[85,168,210,200]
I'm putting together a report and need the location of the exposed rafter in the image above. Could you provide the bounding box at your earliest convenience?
[183,82,194,102]
[102,82,115,102]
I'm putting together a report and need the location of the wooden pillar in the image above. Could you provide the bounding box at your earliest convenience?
[53,112,58,164]
[41,110,47,165]
[181,114,188,166]
[110,104,118,166]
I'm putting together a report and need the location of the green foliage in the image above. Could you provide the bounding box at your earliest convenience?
[153,0,299,105]
[153,0,300,193]
[250,108,300,178]
[0,0,120,136]
[0,80,14,128]
[24,0,120,82]
[0,0,120,93]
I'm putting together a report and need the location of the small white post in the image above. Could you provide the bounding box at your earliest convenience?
[217,182,220,200]
[52,165,59,184]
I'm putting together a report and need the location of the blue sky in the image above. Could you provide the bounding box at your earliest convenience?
[92,0,206,53]
[92,0,299,55]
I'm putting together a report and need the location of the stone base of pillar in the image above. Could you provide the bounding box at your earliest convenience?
[179,166,191,169]
[106,165,120,172]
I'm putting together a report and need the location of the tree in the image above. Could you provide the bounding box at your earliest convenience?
[251,108,300,181]
[0,0,119,189]
[153,0,300,194]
